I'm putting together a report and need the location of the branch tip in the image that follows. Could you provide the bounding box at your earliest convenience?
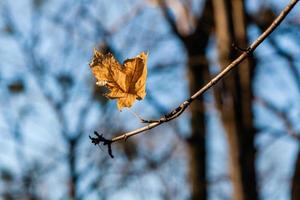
[89,131,114,158]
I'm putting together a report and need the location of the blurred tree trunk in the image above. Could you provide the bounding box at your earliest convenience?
[212,0,258,200]
[182,1,214,199]
[292,147,300,200]
[68,138,79,200]
[159,0,213,198]
[183,2,213,199]
[185,64,209,200]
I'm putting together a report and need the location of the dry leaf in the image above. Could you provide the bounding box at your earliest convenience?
[89,49,148,110]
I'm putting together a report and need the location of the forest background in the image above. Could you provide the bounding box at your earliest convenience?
[0,0,300,199]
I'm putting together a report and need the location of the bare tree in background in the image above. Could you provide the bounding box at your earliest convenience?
[250,5,300,200]
[0,0,190,199]
[0,1,115,199]
[1,0,300,200]
[212,0,258,199]
[157,0,258,198]
[155,0,300,199]
[156,1,214,198]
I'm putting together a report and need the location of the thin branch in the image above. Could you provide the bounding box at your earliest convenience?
[256,97,300,140]
[157,0,182,39]
[269,38,300,92]
[106,0,299,143]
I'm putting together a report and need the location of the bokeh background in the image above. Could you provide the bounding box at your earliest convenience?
[0,0,300,199]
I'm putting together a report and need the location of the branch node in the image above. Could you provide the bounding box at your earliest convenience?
[232,43,251,53]
[124,133,129,141]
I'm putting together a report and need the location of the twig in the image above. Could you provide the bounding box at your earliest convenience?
[127,108,158,123]
[90,131,114,158]
[255,97,300,140]
[103,0,299,144]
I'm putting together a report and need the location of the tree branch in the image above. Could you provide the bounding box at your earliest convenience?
[100,0,299,144]
[255,97,300,140]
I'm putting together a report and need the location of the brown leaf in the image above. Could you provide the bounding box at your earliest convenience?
[89,49,148,110]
